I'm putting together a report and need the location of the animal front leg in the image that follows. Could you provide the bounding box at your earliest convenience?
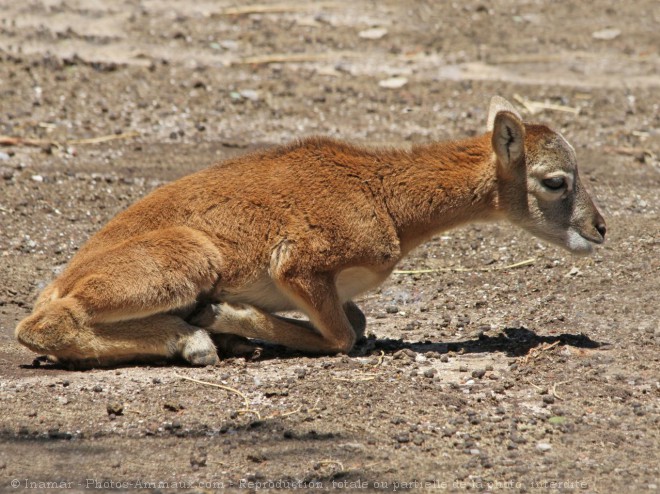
[343,301,366,341]
[190,298,366,354]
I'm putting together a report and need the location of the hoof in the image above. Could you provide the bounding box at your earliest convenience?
[184,348,220,366]
[181,329,219,366]
[344,302,367,340]
[212,334,262,359]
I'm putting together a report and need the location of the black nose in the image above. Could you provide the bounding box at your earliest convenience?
[596,221,606,239]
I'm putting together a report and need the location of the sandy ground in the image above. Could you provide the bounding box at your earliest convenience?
[0,1,659,492]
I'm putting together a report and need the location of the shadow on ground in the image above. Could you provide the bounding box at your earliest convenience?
[21,326,605,371]
[366,326,606,358]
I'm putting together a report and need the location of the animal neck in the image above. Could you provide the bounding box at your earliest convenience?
[380,133,502,254]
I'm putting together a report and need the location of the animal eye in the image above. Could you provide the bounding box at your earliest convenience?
[542,176,566,190]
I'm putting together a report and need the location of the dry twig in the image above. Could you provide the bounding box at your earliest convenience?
[218,2,338,16]
[263,407,303,421]
[494,52,652,65]
[513,94,580,116]
[0,132,139,148]
[394,258,535,275]
[371,350,385,368]
[67,132,139,145]
[551,380,570,401]
[332,373,378,383]
[0,135,55,147]
[604,146,656,160]
[234,51,357,66]
[525,379,543,391]
[174,373,260,419]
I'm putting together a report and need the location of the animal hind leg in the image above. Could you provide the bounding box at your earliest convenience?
[53,314,219,369]
[16,226,224,366]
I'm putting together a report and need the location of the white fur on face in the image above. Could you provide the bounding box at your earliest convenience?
[566,228,594,254]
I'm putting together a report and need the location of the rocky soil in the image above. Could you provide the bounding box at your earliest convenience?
[0,1,658,492]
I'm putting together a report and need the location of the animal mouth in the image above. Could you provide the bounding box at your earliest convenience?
[578,231,605,246]
[566,229,601,254]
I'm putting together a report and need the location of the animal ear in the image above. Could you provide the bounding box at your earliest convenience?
[487,96,522,132]
[491,110,525,169]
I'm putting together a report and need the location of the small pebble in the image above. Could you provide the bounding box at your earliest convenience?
[395,433,410,443]
[511,433,527,444]
[190,448,207,468]
[164,402,184,412]
[592,28,621,40]
[393,348,416,360]
[247,452,267,463]
[536,442,552,452]
[358,27,388,40]
[472,369,486,379]
[379,77,408,89]
[106,402,124,416]
[385,305,399,314]
[239,89,260,102]
[412,434,424,446]
[403,321,419,331]
[1,167,14,180]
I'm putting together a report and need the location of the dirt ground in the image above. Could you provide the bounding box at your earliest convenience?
[1,1,659,492]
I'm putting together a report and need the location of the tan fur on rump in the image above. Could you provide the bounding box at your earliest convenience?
[15,97,606,368]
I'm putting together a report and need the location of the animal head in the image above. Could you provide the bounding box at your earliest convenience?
[488,96,606,254]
